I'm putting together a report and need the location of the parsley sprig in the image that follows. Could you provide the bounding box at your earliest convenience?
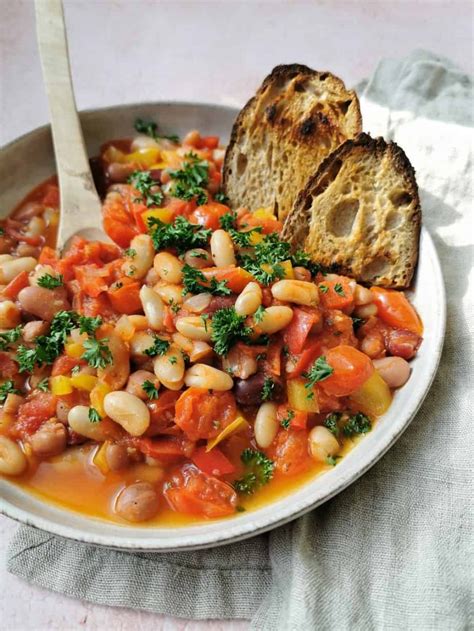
[343,412,371,437]
[303,356,334,389]
[0,326,22,352]
[142,380,160,400]
[144,336,170,358]
[148,216,211,254]
[210,307,252,356]
[82,337,113,369]
[233,449,275,495]
[134,117,180,144]
[182,264,230,296]
[37,273,63,289]
[169,152,209,206]
[128,170,164,207]
[261,377,276,401]
[280,409,295,430]
[0,380,20,404]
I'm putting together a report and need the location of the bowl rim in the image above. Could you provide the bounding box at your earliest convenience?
[0,101,447,551]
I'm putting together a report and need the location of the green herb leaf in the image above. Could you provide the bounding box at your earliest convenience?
[351,316,365,331]
[261,377,276,401]
[280,409,295,430]
[219,211,237,231]
[253,305,265,324]
[182,264,230,296]
[81,337,113,369]
[319,284,329,294]
[233,449,275,495]
[78,315,102,336]
[324,412,341,437]
[142,380,160,400]
[210,307,252,356]
[134,117,179,143]
[343,412,371,437]
[334,283,345,297]
[303,356,334,388]
[37,273,63,289]
[169,152,209,205]
[36,378,50,393]
[124,248,137,258]
[0,380,20,404]
[0,326,22,351]
[229,226,262,248]
[144,335,170,358]
[128,170,164,207]
[88,407,101,423]
[326,455,338,466]
[214,190,229,204]
[148,215,211,254]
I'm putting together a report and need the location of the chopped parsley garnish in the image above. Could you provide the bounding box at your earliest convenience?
[200,313,210,331]
[343,412,371,437]
[326,455,339,466]
[148,215,211,254]
[239,233,288,285]
[229,226,262,248]
[219,211,237,231]
[0,380,20,404]
[37,273,63,289]
[142,380,159,400]
[128,170,164,207]
[144,336,170,358]
[303,356,334,388]
[233,449,275,495]
[168,355,177,365]
[78,315,102,336]
[36,378,50,393]
[134,117,179,143]
[324,412,341,437]
[81,337,113,369]
[254,305,265,323]
[334,283,345,297]
[124,248,137,258]
[0,326,22,351]
[88,407,101,423]
[168,299,181,314]
[290,250,322,276]
[214,190,229,204]
[182,264,230,296]
[280,409,295,430]
[210,307,252,356]
[319,284,329,294]
[169,152,209,206]
[261,377,276,401]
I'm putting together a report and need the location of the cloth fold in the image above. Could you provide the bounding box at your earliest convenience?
[7,50,473,630]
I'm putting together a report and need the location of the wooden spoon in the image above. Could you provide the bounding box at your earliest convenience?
[35,0,104,251]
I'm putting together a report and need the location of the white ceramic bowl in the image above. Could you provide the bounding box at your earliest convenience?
[0,102,446,551]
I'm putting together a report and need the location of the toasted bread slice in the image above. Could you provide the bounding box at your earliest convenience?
[223,64,362,222]
[281,134,421,289]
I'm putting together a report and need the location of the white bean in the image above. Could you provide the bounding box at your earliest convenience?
[176,316,212,341]
[210,229,236,267]
[0,257,37,283]
[0,300,21,328]
[154,282,184,306]
[271,280,319,306]
[103,391,150,436]
[29,264,57,287]
[0,436,27,476]
[131,134,160,151]
[235,282,262,316]
[139,285,165,330]
[354,284,373,306]
[97,331,130,390]
[122,234,154,279]
[153,252,183,284]
[25,216,46,238]
[153,344,185,386]
[293,267,312,282]
[354,303,378,318]
[258,306,294,334]
[130,331,157,358]
[308,426,340,463]
[183,249,212,269]
[373,357,411,388]
[68,405,110,441]
[254,402,279,448]
[184,364,233,391]
[183,292,211,313]
[126,370,160,401]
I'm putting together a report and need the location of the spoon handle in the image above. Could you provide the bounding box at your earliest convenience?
[35,0,102,250]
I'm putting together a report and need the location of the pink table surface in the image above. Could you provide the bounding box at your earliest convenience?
[1,1,472,629]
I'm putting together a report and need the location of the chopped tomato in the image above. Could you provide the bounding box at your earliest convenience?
[318,276,354,312]
[191,446,236,476]
[201,266,254,293]
[287,338,323,378]
[52,355,84,376]
[283,307,322,355]
[189,202,230,230]
[75,265,111,298]
[3,270,29,299]
[15,393,57,437]
[164,464,238,518]
[321,345,375,397]
[107,279,142,314]
[199,136,219,150]
[175,388,237,441]
[370,287,423,335]
[146,391,181,436]
[165,198,198,220]
[38,246,59,266]
[0,352,19,378]
[133,437,188,463]
[266,429,312,476]
[237,211,283,234]
[103,201,140,247]
[276,404,308,430]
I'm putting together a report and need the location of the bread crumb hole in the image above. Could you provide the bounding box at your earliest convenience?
[327,199,359,237]
[390,190,413,207]
[385,210,403,230]
[236,153,248,176]
[361,256,390,281]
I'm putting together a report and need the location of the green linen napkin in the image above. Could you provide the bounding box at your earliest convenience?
[6,51,473,630]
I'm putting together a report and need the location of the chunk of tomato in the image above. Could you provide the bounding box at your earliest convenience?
[146,390,181,436]
[320,345,374,397]
[191,446,236,476]
[175,388,237,441]
[266,429,312,476]
[163,464,238,518]
[283,307,322,355]
[371,287,423,335]
[276,404,308,430]
[15,393,57,437]
[189,202,230,230]
[201,266,254,294]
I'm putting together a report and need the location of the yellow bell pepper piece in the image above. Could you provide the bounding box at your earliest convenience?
[249,231,265,246]
[93,441,110,475]
[253,207,275,219]
[280,260,294,279]
[350,372,392,417]
[50,376,73,396]
[149,162,168,169]
[206,416,248,452]
[160,150,181,168]
[103,145,126,164]
[70,374,98,392]
[124,148,161,168]
[141,208,174,226]
[287,379,319,413]
[65,342,84,359]
[90,383,111,418]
